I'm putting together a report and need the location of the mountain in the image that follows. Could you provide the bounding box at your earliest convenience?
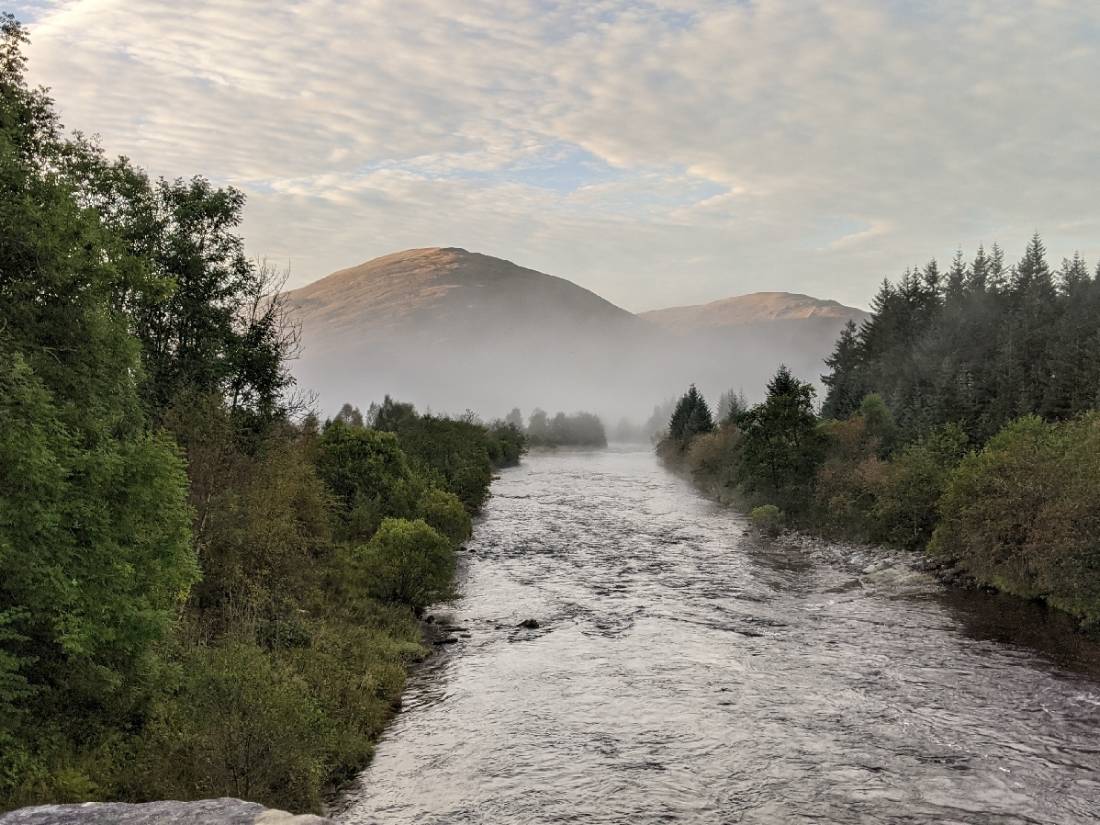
[291,247,638,346]
[287,248,865,424]
[640,292,866,331]
[287,248,646,418]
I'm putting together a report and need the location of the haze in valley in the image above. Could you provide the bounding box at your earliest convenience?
[287,247,866,425]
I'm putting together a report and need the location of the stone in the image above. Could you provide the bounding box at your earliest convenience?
[0,799,332,825]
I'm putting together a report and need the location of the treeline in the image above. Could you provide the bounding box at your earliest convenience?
[661,236,1100,626]
[505,407,607,448]
[0,18,518,813]
[823,236,1100,442]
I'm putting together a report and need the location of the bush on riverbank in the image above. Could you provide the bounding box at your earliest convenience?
[932,414,1100,623]
[750,505,784,537]
[363,518,457,614]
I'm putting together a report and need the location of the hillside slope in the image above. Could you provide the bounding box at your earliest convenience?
[290,247,638,348]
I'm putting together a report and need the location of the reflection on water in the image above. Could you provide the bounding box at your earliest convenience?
[336,448,1100,824]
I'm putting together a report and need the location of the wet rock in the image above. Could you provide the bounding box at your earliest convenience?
[433,636,459,645]
[517,618,540,629]
[424,614,436,624]
[0,799,331,824]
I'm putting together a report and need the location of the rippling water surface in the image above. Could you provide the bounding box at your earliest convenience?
[337,448,1100,824]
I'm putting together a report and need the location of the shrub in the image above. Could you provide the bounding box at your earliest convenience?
[931,414,1100,623]
[750,505,785,537]
[390,415,494,512]
[871,423,968,550]
[314,421,422,539]
[486,422,526,467]
[813,415,885,538]
[685,425,738,474]
[418,487,472,546]
[281,613,422,786]
[360,519,455,614]
[135,641,327,813]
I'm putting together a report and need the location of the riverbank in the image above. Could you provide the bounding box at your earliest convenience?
[659,444,1100,649]
[658,396,1100,631]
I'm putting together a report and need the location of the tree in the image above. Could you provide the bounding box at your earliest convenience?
[1,15,197,797]
[821,320,865,420]
[668,385,714,442]
[736,365,823,510]
[418,487,472,546]
[367,395,417,432]
[334,402,364,427]
[527,408,549,440]
[716,389,747,426]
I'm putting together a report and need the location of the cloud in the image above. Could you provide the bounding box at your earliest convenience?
[19,0,1100,310]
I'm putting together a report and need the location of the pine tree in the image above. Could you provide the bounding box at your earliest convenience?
[668,385,714,442]
[821,320,865,420]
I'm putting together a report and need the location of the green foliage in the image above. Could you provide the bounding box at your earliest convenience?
[821,320,866,421]
[315,420,422,539]
[360,519,456,614]
[821,236,1100,442]
[381,411,496,511]
[812,415,886,538]
[1,21,508,812]
[186,419,332,613]
[278,613,421,787]
[486,421,527,466]
[418,487,472,546]
[668,385,715,443]
[871,424,968,550]
[684,425,742,484]
[716,389,748,426]
[932,414,1100,623]
[750,505,784,537]
[1,19,198,803]
[135,641,326,813]
[736,366,824,512]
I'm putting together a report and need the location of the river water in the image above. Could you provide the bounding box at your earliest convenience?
[337,448,1100,824]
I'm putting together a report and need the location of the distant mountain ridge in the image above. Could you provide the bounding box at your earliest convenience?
[286,248,865,420]
[641,292,866,331]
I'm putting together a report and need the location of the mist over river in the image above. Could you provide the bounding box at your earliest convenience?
[336,448,1100,824]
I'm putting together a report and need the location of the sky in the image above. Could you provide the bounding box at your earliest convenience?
[12,0,1100,311]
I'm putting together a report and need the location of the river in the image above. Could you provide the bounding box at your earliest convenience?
[336,447,1100,824]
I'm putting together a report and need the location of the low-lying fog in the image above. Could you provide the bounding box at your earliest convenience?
[291,317,844,437]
